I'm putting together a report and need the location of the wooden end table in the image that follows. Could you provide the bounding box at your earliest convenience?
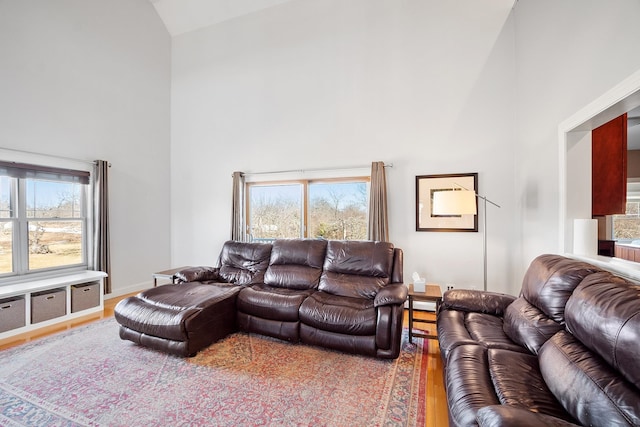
[152,267,190,287]
[407,283,442,343]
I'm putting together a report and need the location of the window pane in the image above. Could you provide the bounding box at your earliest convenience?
[613,201,640,240]
[309,181,368,240]
[0,221,12,274]
[28,221,83,270]
[249,184,302,241]
[26,180,82,218]
[0,176,13,219]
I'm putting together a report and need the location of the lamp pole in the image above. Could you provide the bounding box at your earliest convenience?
[476,194,500,291]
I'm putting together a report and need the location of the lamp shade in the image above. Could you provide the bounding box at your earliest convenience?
[432,190,477,215]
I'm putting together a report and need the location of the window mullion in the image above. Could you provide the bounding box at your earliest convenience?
[15,179,28,274]
[302,181,309,238]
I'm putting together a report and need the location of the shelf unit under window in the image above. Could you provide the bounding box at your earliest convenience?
[0,270,107,340]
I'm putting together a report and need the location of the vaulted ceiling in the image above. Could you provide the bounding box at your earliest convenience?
[149,0,518,37]
[149,0,296,36]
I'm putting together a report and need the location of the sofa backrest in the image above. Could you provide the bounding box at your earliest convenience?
[217,240,273,285]
[263,239,328,290]
[538,272,640,426]
[565,272,640,391]
[319,240,395,299]
[503,254,603,354]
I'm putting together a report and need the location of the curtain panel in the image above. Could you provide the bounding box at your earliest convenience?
[231,171,247,242]
[92,160,111,294]
[368,161,389,242]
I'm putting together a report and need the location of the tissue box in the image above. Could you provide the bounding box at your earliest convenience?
[413,279,426,292]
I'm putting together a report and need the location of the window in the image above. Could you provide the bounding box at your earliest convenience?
[613,201,640,241]
[611,181,640,242]
[0,161,90,279]
[247,178,369,242]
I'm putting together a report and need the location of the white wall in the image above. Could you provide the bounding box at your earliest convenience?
[0,0,172,296]
[171,0,519,293]
[513,0,640,276]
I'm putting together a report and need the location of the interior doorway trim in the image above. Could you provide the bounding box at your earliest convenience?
[558,69,640,253]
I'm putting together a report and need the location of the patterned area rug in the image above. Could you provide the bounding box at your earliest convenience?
[0,319,427,426]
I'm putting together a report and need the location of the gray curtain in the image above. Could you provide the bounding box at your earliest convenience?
[92,160,111,294]
[368,161,389,242]
[231,171,247,241]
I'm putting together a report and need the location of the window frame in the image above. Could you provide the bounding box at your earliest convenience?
[245,176,370,242]
[0,161,91,283]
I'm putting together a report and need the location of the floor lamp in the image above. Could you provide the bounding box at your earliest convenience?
[432,189,500,291]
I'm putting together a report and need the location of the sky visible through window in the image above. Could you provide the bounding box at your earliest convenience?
[250,182,367,209]
[27,180,78,209]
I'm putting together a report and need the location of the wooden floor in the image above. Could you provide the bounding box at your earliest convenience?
[0,294,449,426]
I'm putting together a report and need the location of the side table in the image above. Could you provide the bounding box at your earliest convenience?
[152,267,190,287]
[407,283,442,343]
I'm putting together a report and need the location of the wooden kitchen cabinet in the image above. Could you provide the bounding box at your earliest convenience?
[592,113,627,216]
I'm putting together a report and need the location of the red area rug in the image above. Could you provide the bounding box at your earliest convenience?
[0,319,427,426]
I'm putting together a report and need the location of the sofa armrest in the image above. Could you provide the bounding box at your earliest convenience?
[174,266,220,284]
[440,289,516,316]
[374,283,408,307]
[477,406,580,427]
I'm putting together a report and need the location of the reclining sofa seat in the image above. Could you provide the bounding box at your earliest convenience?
[236,238,328,342]
[299,240,406,359]
[114,241,272,357]
[436,254,640,427]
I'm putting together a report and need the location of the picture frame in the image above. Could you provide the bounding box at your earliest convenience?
[415,173,478,232]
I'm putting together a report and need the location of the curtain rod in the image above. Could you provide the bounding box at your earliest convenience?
[243,163,393,176]
[0,146,100,166]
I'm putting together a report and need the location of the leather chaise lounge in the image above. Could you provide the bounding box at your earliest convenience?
[436,254,640,427]
[114,241,272,357]
[114,238,407,359]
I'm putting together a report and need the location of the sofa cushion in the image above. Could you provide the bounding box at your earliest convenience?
[503,297,564,354]
[263,239,327,290]
[476,406,581,427]
[217,240,273,285]
[445,344,501,426]
[502,254,603,355]
[115,283,240,342]
[519,254,602,323]
[487,348,575,422]
[465,312,528,353]
[299,291,376,335]
[539,331,640,427]
[436,309,479,361]
[319,240,394,298]
[237,284,313,322]
[564,272,640,390]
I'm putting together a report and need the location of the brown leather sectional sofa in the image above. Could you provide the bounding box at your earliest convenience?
[115,238,407,359]
[436,254,640,427]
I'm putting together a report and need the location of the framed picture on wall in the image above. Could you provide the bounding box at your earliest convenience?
[415,173,478,232]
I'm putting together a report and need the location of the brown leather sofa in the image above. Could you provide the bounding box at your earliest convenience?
[115,238,407,359]
[436,254,640,427]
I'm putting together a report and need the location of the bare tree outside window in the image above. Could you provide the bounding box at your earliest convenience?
[249,184,302,241]
[613,201,640,240]
[309,182,367,240]
[247,179,369,242]
[26,180,84,270]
